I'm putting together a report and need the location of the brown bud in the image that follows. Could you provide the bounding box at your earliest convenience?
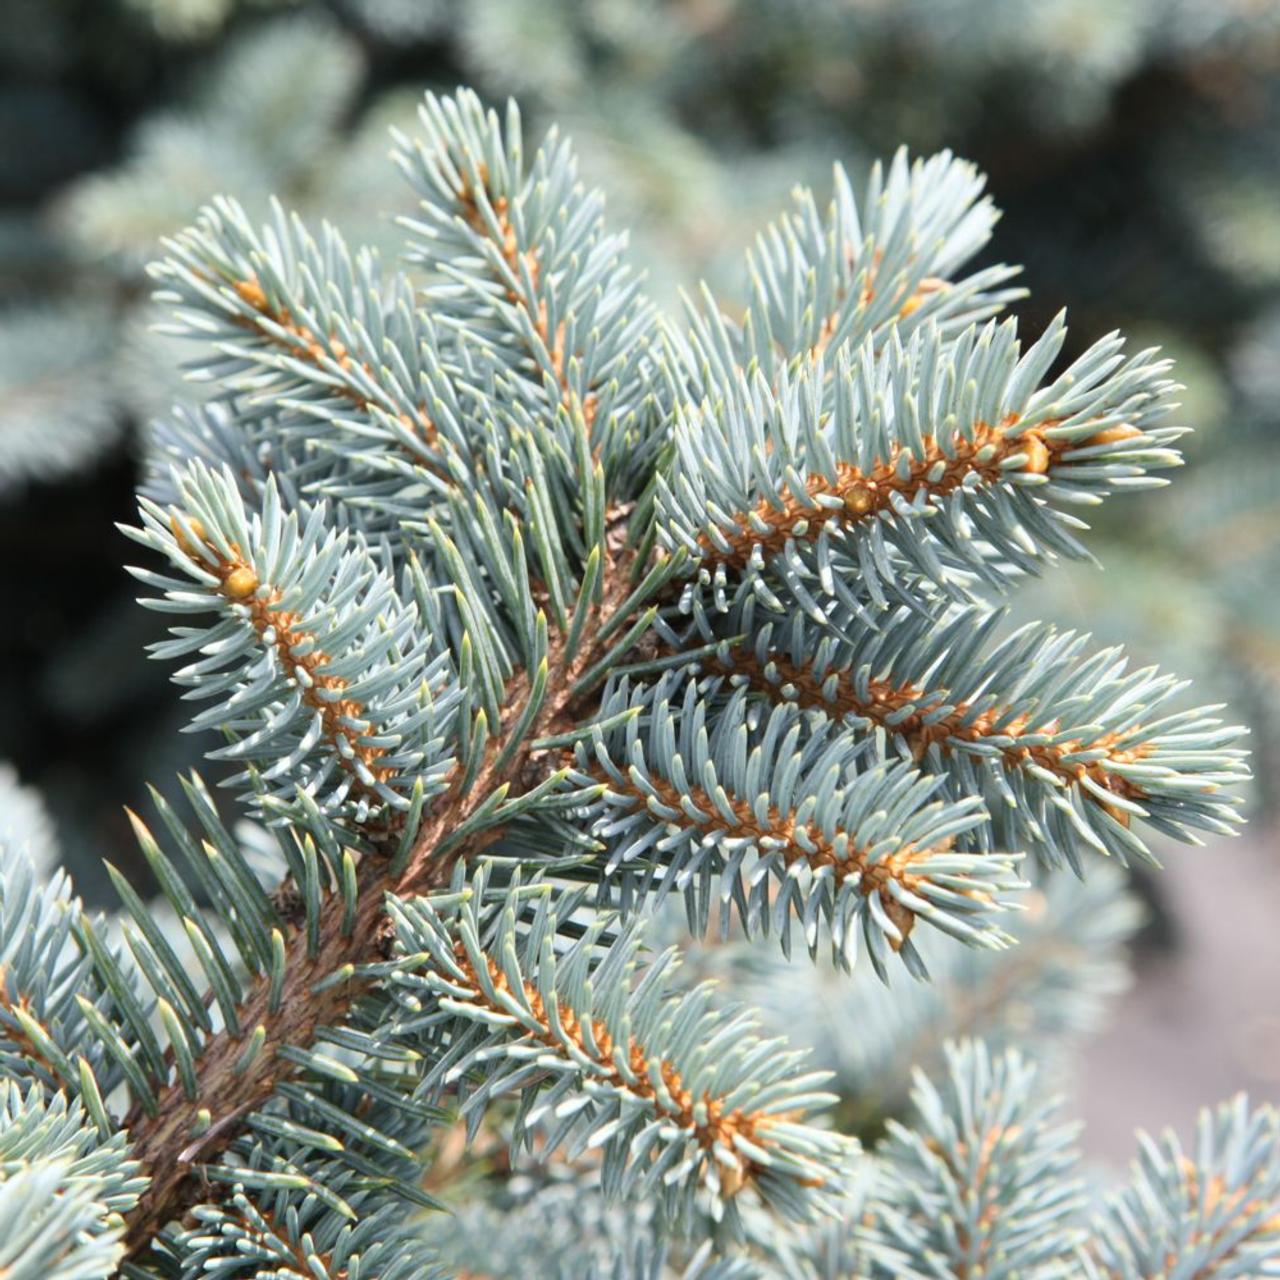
[1020,435,1051,475]
[1088,423,1142,447]
[1097,799,1131,829]
[899,276,946,318]
[234,277,268,311]
[169,513,208,558]
[843,484,875,516]
[720,1159,747,1198]
[222,566,259,600]
[882,895,916,952]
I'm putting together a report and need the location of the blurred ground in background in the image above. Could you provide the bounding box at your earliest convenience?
[1077,830,1280,1166]
[3,0,1280,1157]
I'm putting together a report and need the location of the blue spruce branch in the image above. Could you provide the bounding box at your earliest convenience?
[0,85,1265,1280]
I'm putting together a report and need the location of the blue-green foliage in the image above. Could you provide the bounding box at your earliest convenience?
[1085,1095,1280,1280]
[0,838,146,1279]
[129,465,461,826]
[730,151,1016,375]
[575,672,1023,976]
[864,1041,1087,1277]
[660,316,1183,617]
[657,596,1248,871]
[388,866,854,1232]
[0,86,1269,1280]
[671,861,1141,1119]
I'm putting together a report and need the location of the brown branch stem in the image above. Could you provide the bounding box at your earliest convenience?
[697,416,1141,573]
[706,646,1151,823]
[229,275,444,471]
[118,541,641,1262]
[451,944,772,1196]
[584,763,958,950]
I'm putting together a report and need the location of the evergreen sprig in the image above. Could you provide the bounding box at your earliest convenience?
[864,1041,1087,1277]
[387,867,854,1229]
[1085,1095,1280,1279]
[667,596,1247,870]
